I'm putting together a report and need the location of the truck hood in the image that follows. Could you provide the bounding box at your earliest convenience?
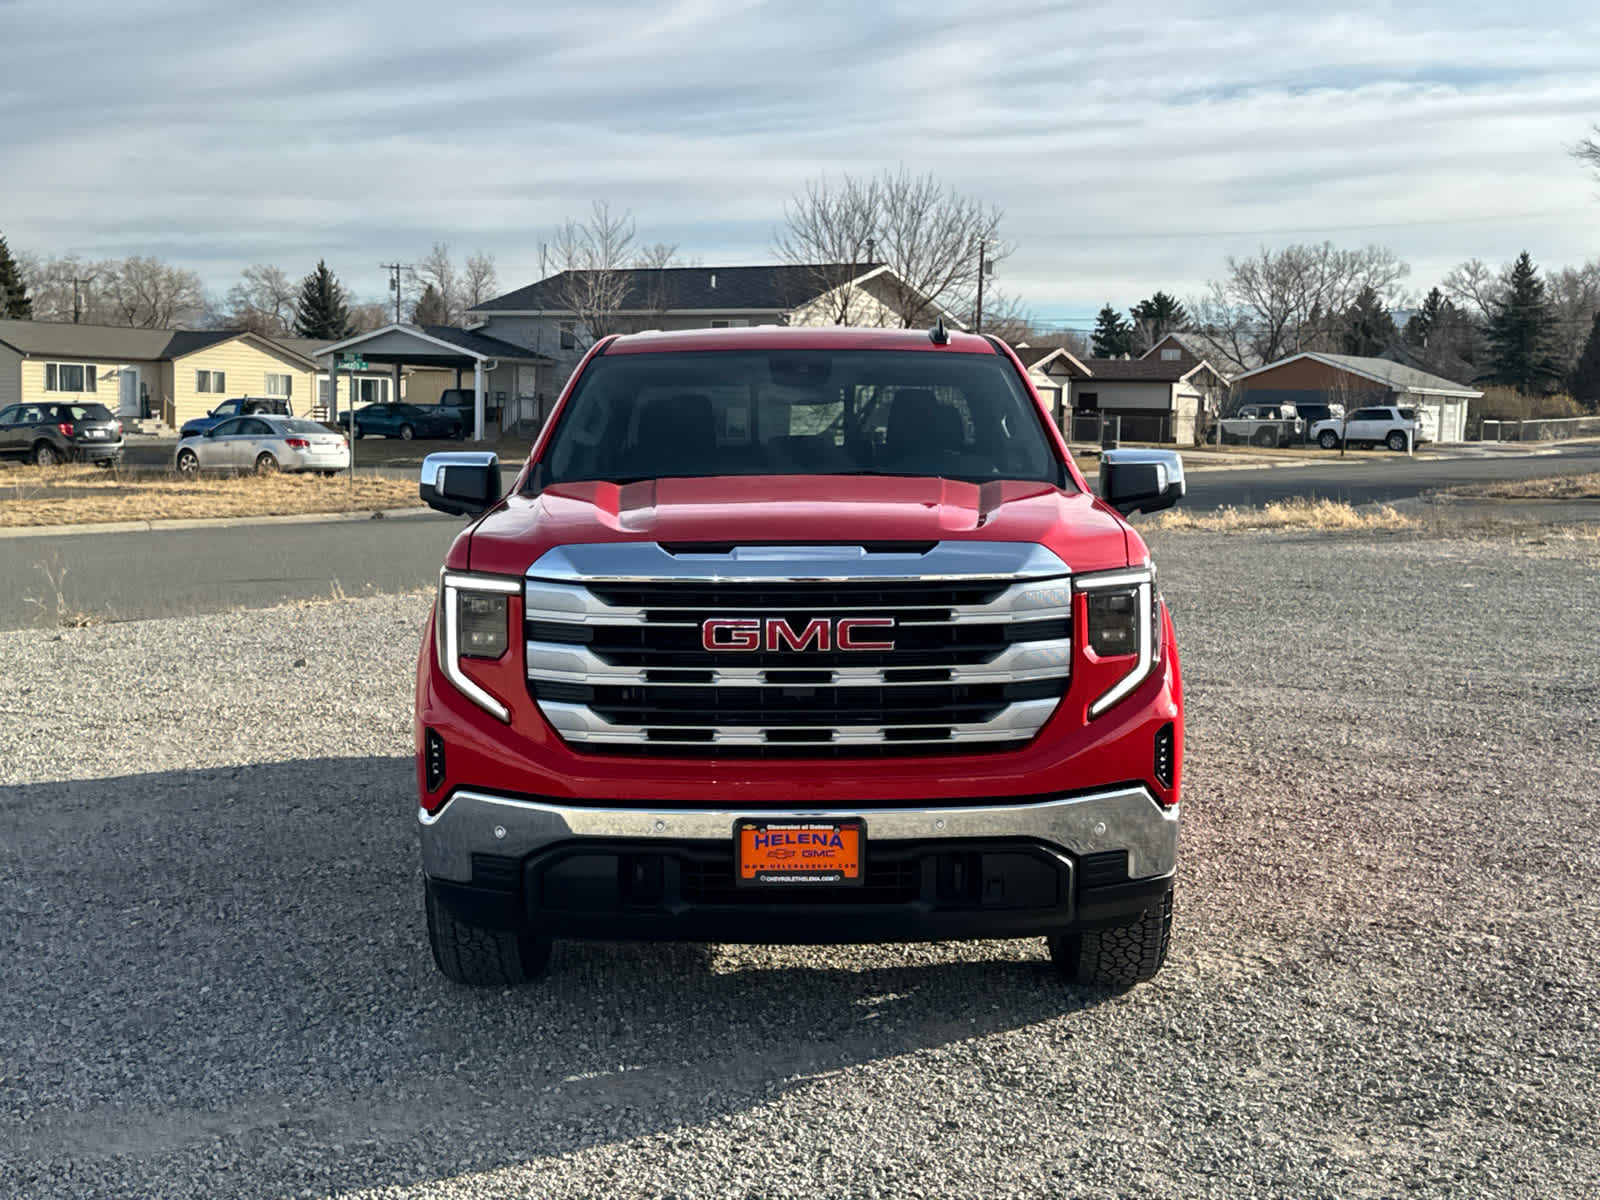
[457,475,1136,576]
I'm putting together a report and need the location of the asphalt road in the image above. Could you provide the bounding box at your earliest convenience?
[0,511,462,631]
[2,442,1596,632]
[1181,440,1600,511]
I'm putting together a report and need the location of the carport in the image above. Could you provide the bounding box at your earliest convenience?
[317,324,554,442]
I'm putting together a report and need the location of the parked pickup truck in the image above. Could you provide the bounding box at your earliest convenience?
[1216,403,1306,447]
[178,396,292,440]
[413,325,1187,992]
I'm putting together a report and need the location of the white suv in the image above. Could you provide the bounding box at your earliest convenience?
[1310,405,1429,451]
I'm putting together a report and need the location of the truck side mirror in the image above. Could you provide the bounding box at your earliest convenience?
[421,452,502,516]
[1098,448,1185,515]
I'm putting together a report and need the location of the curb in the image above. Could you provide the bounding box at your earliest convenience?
[0,506,436,541]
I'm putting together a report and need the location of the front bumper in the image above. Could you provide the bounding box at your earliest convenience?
[420,785,1178,943]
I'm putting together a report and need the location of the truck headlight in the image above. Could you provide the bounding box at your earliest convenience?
[1075,566,1156,717]
[458,592,509,659]
[438,571,521,721]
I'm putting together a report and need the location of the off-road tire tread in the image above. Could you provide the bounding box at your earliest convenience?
[425,882,550,987]
[1050,889,1172,990]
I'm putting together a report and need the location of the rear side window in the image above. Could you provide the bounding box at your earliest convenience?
[1398,407,1417,420]
[543,349,1062,487]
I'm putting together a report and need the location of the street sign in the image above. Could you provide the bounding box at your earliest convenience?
[335,354,368,370]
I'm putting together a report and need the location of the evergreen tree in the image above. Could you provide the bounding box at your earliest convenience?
[0,234,32,319]
[411,283,450,326]
[1091,303,1135,357]
[1571,310,1600,411]
[1127,290,1188,351]
[293,260,352,340]
[1479,251,1563,393]
[1403,287,1448,347]
[1340,285,1398,356]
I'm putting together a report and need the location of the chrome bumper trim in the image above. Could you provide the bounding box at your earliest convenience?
[418,785,1180,884]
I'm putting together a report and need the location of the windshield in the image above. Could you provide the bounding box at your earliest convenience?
[540,349,1063,487]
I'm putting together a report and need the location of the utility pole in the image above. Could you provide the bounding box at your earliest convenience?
[974,242,988,335]
[380,263,412,323]
[70,276,95,324]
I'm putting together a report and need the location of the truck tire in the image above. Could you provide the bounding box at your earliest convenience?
[425,881,551,986]
[1252,426,1277,447]
[1386,430,1408,452]
[1048,888,1172,990]
[1317,430,1340,450]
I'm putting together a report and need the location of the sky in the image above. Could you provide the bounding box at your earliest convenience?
[4,0,1599,331]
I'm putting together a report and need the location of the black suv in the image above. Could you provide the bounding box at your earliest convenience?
[0,401,125,466]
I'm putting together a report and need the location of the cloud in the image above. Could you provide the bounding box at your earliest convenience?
[4,0,1598,322]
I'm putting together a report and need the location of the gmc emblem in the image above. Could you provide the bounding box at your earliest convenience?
[701,617,896,652]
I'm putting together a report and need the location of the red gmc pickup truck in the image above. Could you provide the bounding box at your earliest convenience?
[414,325,1186,990]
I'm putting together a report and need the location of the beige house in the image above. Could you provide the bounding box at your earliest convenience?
[1064,354,1227,446]
[0,320,320,429]
[1012,346,1090,428]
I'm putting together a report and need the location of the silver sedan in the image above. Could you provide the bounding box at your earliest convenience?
[174,416,351,476]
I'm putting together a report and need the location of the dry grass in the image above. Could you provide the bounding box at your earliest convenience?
[1149,497,1417,532]
[0,465,422,527]
[1441,472,1600,501]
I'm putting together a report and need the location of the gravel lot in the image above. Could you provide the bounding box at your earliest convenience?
[2,524,1598,1199]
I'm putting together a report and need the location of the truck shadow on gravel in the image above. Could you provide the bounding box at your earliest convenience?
[1,757,1121,1198]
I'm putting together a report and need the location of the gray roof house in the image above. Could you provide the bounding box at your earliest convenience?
[464,262,954,382]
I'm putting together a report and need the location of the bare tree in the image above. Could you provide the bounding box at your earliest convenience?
[1573,124,1600,180]
[225,264,296,335]
[773,174,883,324]
[776,169,1005,328]
[967,288,1035,344]
[549,202,636,343]
[348,301,389,334]
[103,256,207,327]
[16,253,113,323]
[1547,259,1600,375]
[875,169,1006,328]
[1022,328,1092,359]
[1196,242,1409,370]
[462,251,498,312]
[416,242,460,322]
[1440,258,1506,324]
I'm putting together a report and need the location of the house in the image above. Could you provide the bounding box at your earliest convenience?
[0,319,431,430]
[1011,346,1089,427]
[1233,352,1480,443]
[466,263,948,386]
[1063,353,1227,445]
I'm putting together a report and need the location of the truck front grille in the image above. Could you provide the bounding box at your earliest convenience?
[524,562,1074,757]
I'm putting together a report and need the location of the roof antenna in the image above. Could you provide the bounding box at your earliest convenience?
[929,317,949,345]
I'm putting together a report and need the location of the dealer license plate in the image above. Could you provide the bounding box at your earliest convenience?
[736,819,863,887]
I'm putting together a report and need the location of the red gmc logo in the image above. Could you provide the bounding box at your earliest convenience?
[701,617,896,652]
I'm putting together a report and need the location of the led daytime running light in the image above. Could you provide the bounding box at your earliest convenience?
[1075,566,1156,718]
[438,570,520,723]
